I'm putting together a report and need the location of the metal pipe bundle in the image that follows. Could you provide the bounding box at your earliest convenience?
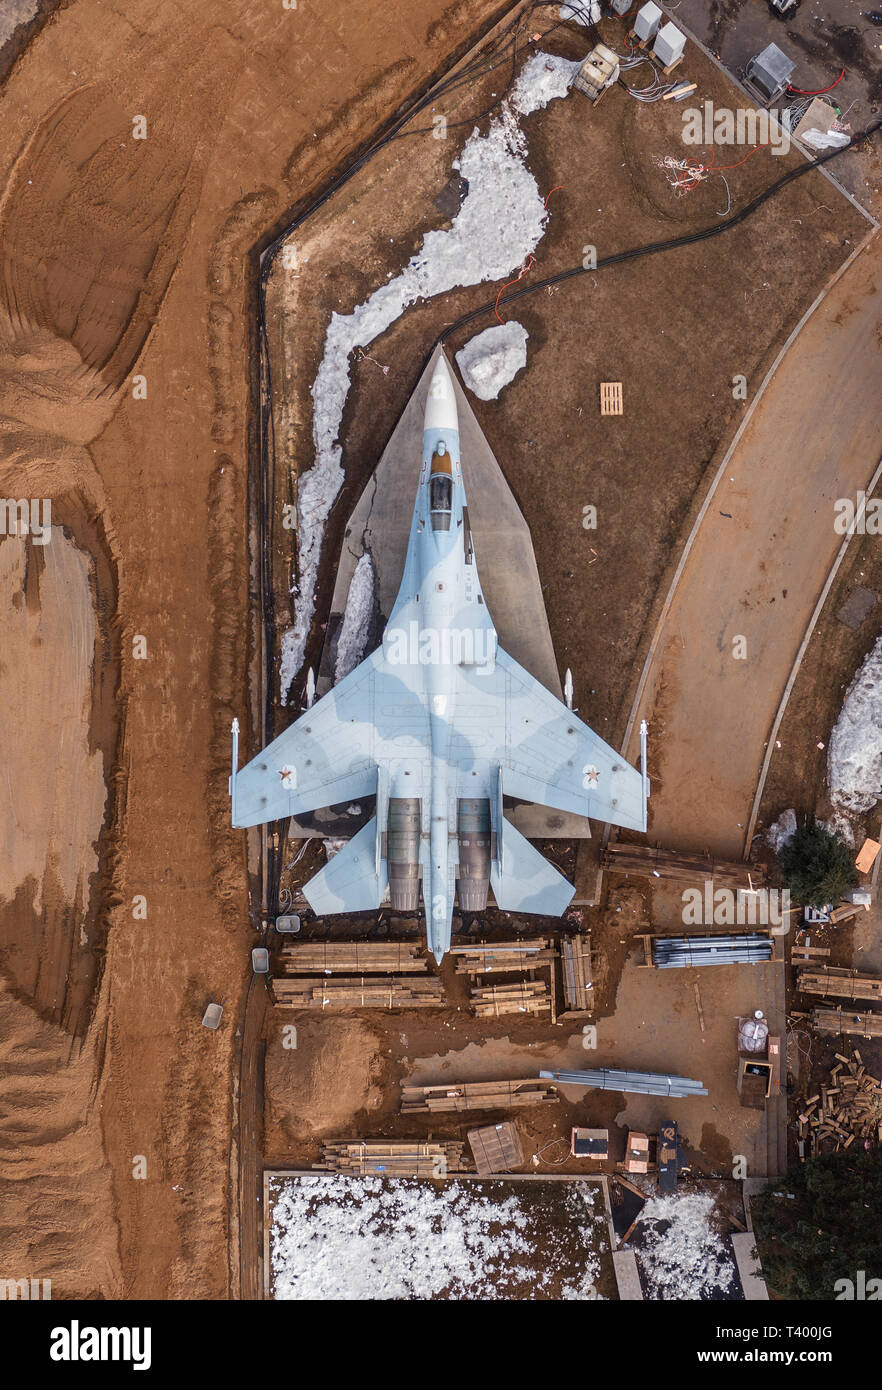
[652,934,772,969]
[539,1067,708,1097]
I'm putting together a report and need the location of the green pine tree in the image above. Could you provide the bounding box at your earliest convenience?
[779,820,858,907]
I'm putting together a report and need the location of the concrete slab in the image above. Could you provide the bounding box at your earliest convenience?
[295,345,591,841]
[613,1248,643,1300]
[731,1232,770,1301]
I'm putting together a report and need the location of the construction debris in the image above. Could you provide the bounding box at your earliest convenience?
[798,1052,882,1157]
[401,1078,559,1114]
[271,976,443,1009]
[317,1140,465,1176]
[277,941,427,973]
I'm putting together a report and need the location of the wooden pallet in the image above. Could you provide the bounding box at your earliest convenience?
[401,1078,559,1114]
[271,975,443,1009]
[600,381,623,416]
[467,1122,524,1176]
[602,843,766,889]
[798,966,882,1003]
[560,934,593,1013]
[278,941,427,973]
[317,1140,465,1176]
[470,980,550,1017]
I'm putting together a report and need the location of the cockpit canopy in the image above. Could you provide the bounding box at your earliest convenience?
[429,442,453,531]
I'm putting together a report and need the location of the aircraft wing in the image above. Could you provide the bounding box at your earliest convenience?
[456,647,648,832]
[231,648,429,827]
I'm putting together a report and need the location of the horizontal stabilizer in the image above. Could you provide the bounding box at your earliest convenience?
[303,818,388,915]
[490,818,575,916]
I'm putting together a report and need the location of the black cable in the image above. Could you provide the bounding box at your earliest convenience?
[439,118,882,342]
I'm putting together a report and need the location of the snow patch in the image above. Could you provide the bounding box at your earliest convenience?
[270,1175,605,1300]
[636,1192,737,1301]
[828,633,882,814]
[334,552,375,684]
[559,1,602,28]
[456,322,529,400]
[767,808,797,854]
[279,52,578,700]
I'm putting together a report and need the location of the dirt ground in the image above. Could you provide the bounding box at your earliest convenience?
[264,11,868,751]
[0,0,508,1301]
[3,0,878,1303]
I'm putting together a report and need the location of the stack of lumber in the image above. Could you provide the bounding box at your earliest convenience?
[798,1052,882,1155]
[602,843,766,890]
[560,935,593,1014]
[451,940,555,974]
[812,1007,882,1039]
[797,966,882,1004]
[401,1078,558,1114]
[317,1140,464,1176]
[271,976,442,1009]
[277,941,426,973]
[470,980,550,1017]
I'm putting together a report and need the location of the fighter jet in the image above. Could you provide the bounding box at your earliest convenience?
[230,354,648,961]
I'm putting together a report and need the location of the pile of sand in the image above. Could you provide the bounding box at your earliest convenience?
[265,1017,384,1141]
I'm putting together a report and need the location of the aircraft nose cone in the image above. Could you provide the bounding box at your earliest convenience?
[424,354,459,434]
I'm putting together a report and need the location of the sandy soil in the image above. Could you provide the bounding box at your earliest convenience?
[0,0,506,1300]
[632,242,882,859]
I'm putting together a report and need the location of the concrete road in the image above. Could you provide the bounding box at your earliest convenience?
[633,240,882,858]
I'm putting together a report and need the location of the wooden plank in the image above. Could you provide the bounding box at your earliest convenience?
[602,843,766,890]
[811,1006,882,1039]
[561,935,593,1010]
[401,1078,559,1114]
[279,941,427,973]
[271,975,443,1009]
[798,968,882,1003]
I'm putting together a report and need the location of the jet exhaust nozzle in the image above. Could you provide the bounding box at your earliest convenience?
[387,797,421,911]
[457,797,491,912]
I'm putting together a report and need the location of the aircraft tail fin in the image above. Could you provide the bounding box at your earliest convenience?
[303,818,388,914]
[490,818,575,916]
